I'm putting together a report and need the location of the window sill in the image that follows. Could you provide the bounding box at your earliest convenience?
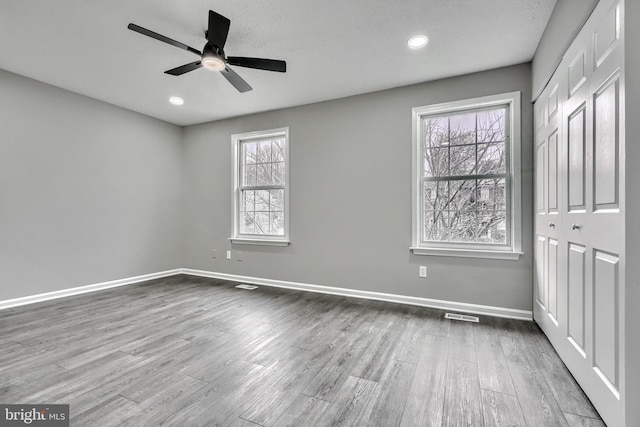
[411,247,522,260]
[230,238,290,247]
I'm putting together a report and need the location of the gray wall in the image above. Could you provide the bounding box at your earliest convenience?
[624,0,639,421]
[182,63,534,311]
[532,0,598,101]
[0,69,183,301]
[0,64,533,312]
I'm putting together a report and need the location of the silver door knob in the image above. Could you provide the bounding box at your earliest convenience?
[572,223,581,230]
[549,222,555,228]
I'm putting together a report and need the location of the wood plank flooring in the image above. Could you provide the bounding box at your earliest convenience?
[0,275,604,426]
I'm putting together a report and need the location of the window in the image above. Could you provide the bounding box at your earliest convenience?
[231,127,290,245]
[411,92,522,259]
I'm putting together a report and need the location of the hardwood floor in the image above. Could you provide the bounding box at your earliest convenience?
[0,275,604,426]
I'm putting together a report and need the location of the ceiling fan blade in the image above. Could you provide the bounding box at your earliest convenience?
[207,10,231,49]
[226,57,287,73]
[165,61,203,76]
[220,67,252,93]
[128,23,201,56]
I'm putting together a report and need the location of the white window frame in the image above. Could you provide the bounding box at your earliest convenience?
[410,92,522,260]
[231,127,290,246]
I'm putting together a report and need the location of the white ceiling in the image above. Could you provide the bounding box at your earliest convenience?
[0,0,556,126]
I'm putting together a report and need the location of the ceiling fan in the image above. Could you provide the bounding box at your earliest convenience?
[128,10,286,93]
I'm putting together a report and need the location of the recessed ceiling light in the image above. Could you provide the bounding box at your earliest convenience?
[408,35,429,49]
[169,96,184,106]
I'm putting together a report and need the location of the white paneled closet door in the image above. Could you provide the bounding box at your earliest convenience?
[533,0,626,425]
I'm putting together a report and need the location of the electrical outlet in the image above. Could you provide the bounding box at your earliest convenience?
[211,249,217,258]
[226,250,231,260]
[419,266,427,278]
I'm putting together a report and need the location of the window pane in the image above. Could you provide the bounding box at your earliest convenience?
[241,212,255,234]
[271,212,285,236]
[423,117,449,148]
[270,189,284,212]
[449,112,476,146]
[256,163,272,186]
[478,178,506,210]
[257,140,272,162]
[241,190,255,212]
[477,142,505,174]
[273,161,285,185]
[424,148,449,177]
[424,181,448,212]
[272,138,286,162]
[243,164,257,186]
[448,210,477,242]
[478,211,506,243]
[255,212,270,234]
[424,210,449,241]
[477,109,505,143]
[450,144,476,175]
[255,190,269,211]
[449,180,476,211]
[243,142,257,164]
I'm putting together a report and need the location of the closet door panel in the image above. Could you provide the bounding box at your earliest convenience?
[593,250,620,397]
[593,78,620,209]
[567,243,586,355]
[568,106,586,211]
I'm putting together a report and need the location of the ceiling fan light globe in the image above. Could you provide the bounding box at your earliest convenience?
[201,54,226,71]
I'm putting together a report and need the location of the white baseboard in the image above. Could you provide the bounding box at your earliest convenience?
[0,269,183,310]
[181,268,533,321]
[0,268,532,321]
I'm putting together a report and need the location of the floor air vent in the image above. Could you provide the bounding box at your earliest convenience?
[235,284,258,290]
[445,312,479,323]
